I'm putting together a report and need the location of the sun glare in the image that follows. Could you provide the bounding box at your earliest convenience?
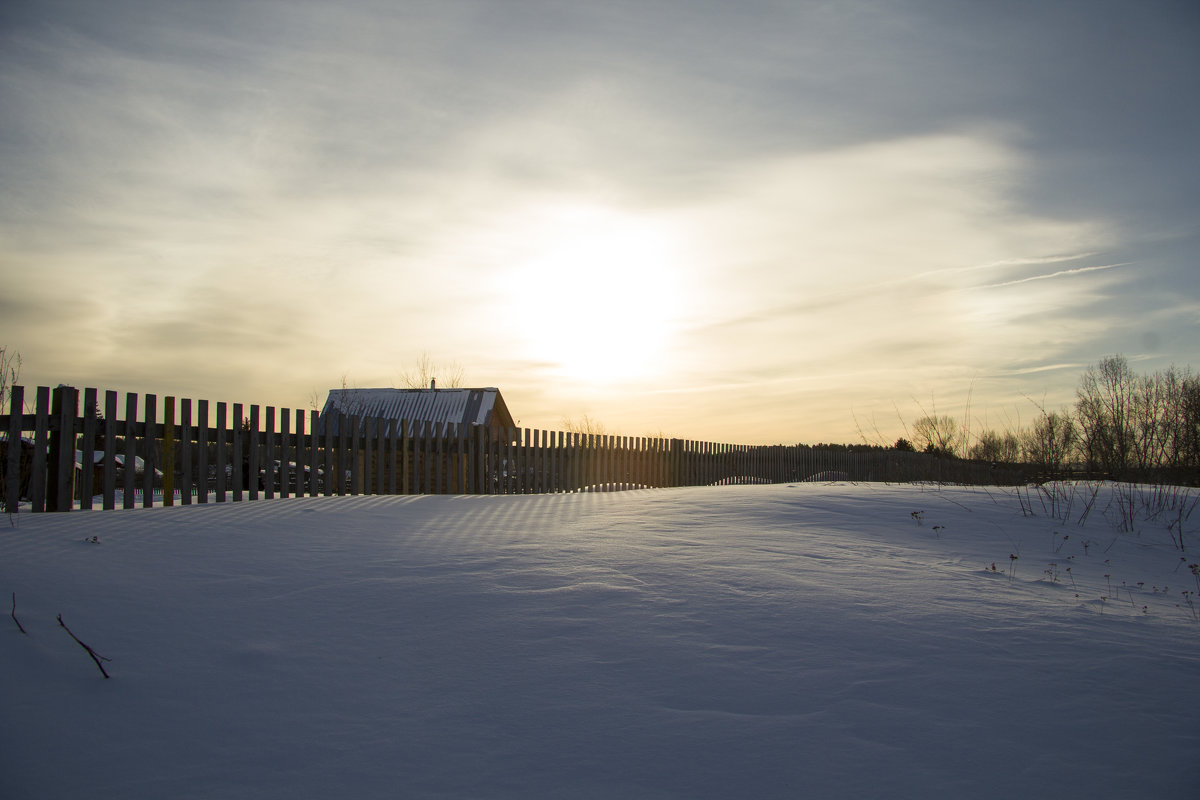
[509,205,686,385]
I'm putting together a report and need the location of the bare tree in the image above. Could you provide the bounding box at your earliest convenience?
[1075,355,1137,475]
[970,429,1020,463]
[912,415,962,457]
[0,346,19,406]
[561,414,607,437]
[397,353,465,389]
[1180,375,1200,468]
[1074,356,1200,477]
[1021,410,1077,476]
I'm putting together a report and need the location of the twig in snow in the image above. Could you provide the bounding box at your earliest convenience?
[57,614,111,678]
[11,592,28,636]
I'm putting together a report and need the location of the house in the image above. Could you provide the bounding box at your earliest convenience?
[318,387,516,436]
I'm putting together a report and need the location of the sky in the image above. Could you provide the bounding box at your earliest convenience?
[2,0,1198,444]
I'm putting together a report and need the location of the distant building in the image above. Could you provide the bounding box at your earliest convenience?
[319,387,516,436]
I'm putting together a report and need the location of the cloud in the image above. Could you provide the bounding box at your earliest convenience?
[975,262,1131,289]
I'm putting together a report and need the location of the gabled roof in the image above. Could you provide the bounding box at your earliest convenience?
[319,388,515,435]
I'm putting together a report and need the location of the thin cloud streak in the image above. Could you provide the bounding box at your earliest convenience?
[976,262,1132,289]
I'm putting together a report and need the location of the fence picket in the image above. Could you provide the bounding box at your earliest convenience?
[197,399,209,504]
[181,398,193,505]
[232,402,244,502]
[293,408,305,498]
[279,407,291,499]
[79,388,97,509]
[3,385,21,512]
[163,397,175,507]
[142,394,157,509]
[215,402,227,502]
[103,390,117,509]
[123,393,137,509]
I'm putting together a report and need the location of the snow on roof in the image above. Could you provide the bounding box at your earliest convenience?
[319,388,513,435]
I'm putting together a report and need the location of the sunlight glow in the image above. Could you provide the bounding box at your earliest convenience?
[508,204,687,385]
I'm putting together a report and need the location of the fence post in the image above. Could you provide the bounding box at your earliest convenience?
[163,396,175,506]
[349,414,361,495]
[215,402,227,502]
[142,394,157,508]
[322,412,334,497]
[232,403,243,502]
[80,388,97,509]
[362,417,374,495]
[399,418,410,494]
[376,416,387,495]
[387,417,398,495]
[335,412,347,496]
[46,386,76,511]
[263,406,275,500]
[248,405,260,500]
[195,399,207,504]
[293,408,305,498]
[122,393,136,509]
[100,391,116,509]
[280,408,291,499]
[4,385,23,512]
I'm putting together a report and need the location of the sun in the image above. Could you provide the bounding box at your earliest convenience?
[508,204,688,385]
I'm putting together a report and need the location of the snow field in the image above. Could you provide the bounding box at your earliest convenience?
[1,483,1197,799]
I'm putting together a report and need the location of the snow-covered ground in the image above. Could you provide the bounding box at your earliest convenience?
[2,482,1197,799]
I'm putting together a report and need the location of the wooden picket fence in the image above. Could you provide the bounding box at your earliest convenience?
[1,385,1031,513]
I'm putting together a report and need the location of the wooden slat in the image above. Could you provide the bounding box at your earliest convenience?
[456,423,464,494]
[163,396,175,507]
[248,405,260,501]
[180,398,193,505]
[3,385,21,512]
[45,386,71,511]
[279,408,291,499]
[388,417,399,495]
[294,409,306,498]
[232,402,244,502]
[103,391,117,509]
[143,394,156,508]
[433,422,443,495]
[377,415,387,495]
[348,414,361,495]
[123,393,137,509]
[197,399,209,504]
[78,388,97,509]
[215,402,227,502]
[30,386,48,510]
[427,421,436,495]
[334,412,346,496]
[307,410,319,496]
[376,416,387,495]
[322,412,334,497]
[360,417,372,495]
[398,418,410,494]
[263,406,275,500]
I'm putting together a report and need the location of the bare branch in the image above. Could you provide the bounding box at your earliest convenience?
[57,614,111,678]
[11,592,28,636]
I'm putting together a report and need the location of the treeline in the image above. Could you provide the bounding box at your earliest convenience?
[899,356,1200,483]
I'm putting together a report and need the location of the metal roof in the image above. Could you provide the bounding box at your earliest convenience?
[318,388,514,435]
